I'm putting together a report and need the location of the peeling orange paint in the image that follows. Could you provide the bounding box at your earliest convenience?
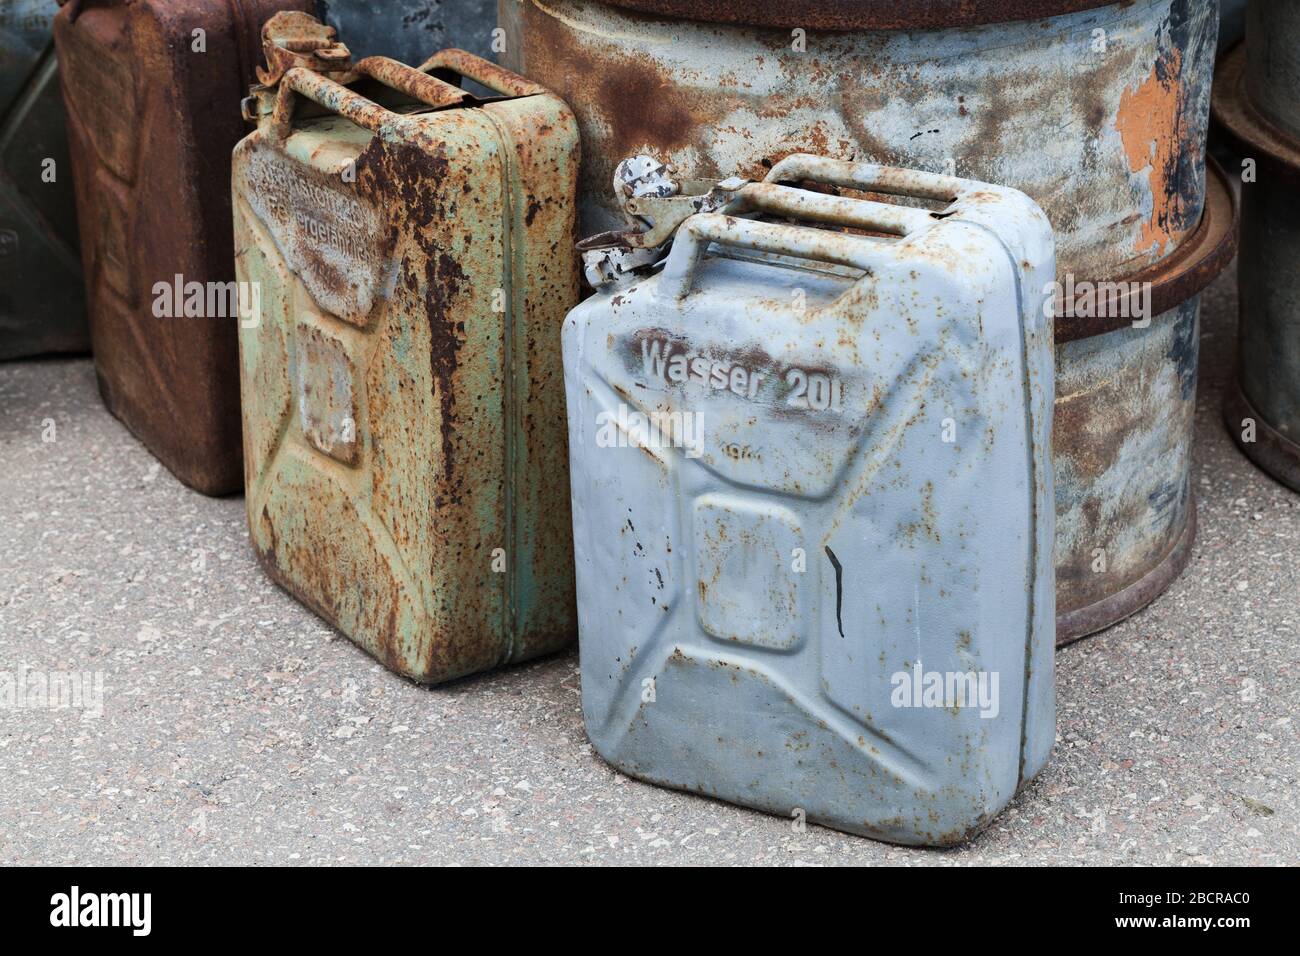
[1115,49,1189,257]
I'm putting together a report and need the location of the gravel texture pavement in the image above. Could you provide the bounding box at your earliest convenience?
[0,262,1296,865]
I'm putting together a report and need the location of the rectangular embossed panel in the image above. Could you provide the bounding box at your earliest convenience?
[564,157,1057,845]
[235,42,580,683]
[53,0,310,493]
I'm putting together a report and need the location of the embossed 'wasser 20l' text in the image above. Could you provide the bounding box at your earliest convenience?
[640,337,844,412]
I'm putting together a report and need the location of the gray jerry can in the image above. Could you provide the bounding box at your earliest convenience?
[562,155,1057,845]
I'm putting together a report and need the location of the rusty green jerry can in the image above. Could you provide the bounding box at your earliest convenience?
[1,0,85,359]
[234,13,580,683]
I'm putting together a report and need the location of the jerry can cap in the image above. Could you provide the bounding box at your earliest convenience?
[579,153,1054,300]
[244,14,553,141]
[256,11,353,86]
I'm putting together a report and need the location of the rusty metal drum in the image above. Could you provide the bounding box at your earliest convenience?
[1219,0,1248,54]
[1227,173,1300,492]
[502,0,1218,284]
[1054,159,1235,642]
[506,0,1230,642]
[315,0,498,64]
[1243,0,1300,142]
[235,14,580,683]
[1214,26,1300,493]
[53,0,311,494]
[1,0,86,360]
[1054,305,1202,641]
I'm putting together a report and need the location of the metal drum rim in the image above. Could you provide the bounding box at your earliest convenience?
[1224,379,1300,494]
[591,0,1124,31]
[1055,156,1238,343]
[1212,42,1300,187]
[1056,494,1198,646]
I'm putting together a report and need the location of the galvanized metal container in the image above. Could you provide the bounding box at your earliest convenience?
[315,0,497,65]
[235,13,580,683]
[0,0,86,360]
[508,0,1231,643]
[1055,307,1202,640]
[502,0,1217,283]
[564,156,1057,845]
[1214,33,1300,492]
[53,0,310,494]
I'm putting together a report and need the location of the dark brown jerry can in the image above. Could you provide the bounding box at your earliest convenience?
[53,0,309,494]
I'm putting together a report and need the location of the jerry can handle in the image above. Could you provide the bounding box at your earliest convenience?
[735,181,936,236]
[417,48,547,98]
[659,212,887,301]
[270,59,467,140]
[764,153,964,204]
[353,56,471,110]
[658,180,938,300]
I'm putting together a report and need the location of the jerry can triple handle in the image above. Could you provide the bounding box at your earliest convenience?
[418,48,547,98]
[765,153,963,204]
[658,180,939,300]
[658,212,886,301]
[269,58,468,140]
[736,181,935,236]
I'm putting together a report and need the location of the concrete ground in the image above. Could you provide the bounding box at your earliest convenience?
[0,262,1295,866]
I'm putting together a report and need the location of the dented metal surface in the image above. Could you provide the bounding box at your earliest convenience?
[0,0,85,359]
[502,0,1218,284]
[1055,158,1235,644]
[315,0,497,67]
[53,0,310,493]
[235,14,580,684]
[563,157,1056,845]
[1214,26,1300,492]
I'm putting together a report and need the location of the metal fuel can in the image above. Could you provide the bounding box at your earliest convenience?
[1,0,86,360]
[563,155,1056,845]
[53,0,312,494]
[235,13,580,683]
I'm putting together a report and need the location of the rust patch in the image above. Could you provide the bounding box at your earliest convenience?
[425,248,471,488]
[356,139,468,486]
[596,61,698,157]
[1115,47,1189,257]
